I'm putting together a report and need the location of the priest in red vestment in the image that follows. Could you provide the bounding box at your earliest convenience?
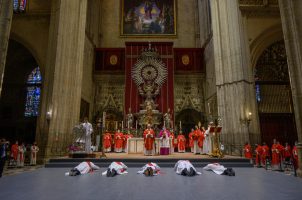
[188,129,194,153]
[123,130,133,153]
[255,144,263,167]
[193,126,204,154]
[243,142,252,162]
[261,142,270,167]
[103,132,112,153]
[11,141,19,166]
[143,124,155,156]
[169,129,176,153]
[114,130,124,153]
[177,131,186,153]
[271,139,284,170]
[292,142,299,175]
[283,142,291,162]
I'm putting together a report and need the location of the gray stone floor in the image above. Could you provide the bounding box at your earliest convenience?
[0,167,302,200]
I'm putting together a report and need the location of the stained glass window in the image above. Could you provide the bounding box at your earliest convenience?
[25,67,42,117]
[13,0,27,13]
[255,84,261,102]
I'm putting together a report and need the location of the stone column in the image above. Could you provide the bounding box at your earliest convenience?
[210,0,260,155]
[36,0,87,160]
[0,0,13,96]
[279,0,302,177]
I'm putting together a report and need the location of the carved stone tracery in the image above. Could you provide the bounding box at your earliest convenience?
[94,74,124,113]
[174,75,205,115]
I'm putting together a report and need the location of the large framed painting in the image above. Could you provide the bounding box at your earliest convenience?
[121,0,177,37]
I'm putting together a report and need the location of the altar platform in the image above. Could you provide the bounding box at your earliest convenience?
[45,152,253,168]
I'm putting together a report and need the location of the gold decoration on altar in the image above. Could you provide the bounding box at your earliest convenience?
[209,118,224,158]
[110,55,118,65]
[181,54,190,66]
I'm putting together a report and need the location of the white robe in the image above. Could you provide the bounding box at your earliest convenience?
[137,162,161,175]
[82,122,93,153]
[102,162,128,175]
[203,163,226,175]
[65,161,100,175]
[174,160,201,175]
[17,146,25,167]
[160,136,170,148]
[30,145,39,165]
[202,129,212,154]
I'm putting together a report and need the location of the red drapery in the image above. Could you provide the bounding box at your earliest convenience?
[124,42,174,125]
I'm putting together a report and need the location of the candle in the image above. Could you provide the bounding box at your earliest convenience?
[115,121,118,130]
[122,121,124,129]
[164,121,166,128]
[180,121,182,129]
[136,121,138,130]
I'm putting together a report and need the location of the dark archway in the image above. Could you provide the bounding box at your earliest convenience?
[254,40,298,146]
[0,39,41,144]
[175,109,205,135]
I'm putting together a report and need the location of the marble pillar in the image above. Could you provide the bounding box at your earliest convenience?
[279,0,302,177]
[210,0,260,155]
[36,0,87,160]
[0,0,13,96]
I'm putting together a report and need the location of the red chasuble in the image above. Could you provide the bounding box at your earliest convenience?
[170,133,177,148]
[197,129,205,148]
[261,145,270,165]
[284,145,291,159]
[114,132,124,149]
[244,144,252,159]
[188,131,194,148]
[103,133,112,149]
[143,129,155,151]
[11,144,19,160]
[292,146,299,169]
[271,144,282,166]
[177,135,186,151]
[255,145,263,165]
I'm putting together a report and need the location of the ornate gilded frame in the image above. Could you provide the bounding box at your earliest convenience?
[120,0,177,37]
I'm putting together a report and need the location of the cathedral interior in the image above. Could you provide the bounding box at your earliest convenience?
[0,0,301,168]
[1,1,302,199]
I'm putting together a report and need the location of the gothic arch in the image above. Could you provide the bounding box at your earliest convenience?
[250,24,284,68]
[9,32,44,74]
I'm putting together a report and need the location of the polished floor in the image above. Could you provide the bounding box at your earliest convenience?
[1,167,302,200]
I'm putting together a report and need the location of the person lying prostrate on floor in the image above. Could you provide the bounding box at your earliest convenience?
[137,162,161,176]
[65,161,100,176]
[203,163,235,176]
[174,160,201,176]
[102,161,128,177]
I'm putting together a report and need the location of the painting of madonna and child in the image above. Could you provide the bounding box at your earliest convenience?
[121,0,176,36]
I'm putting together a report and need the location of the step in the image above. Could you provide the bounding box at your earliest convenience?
[45,160,253,168]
